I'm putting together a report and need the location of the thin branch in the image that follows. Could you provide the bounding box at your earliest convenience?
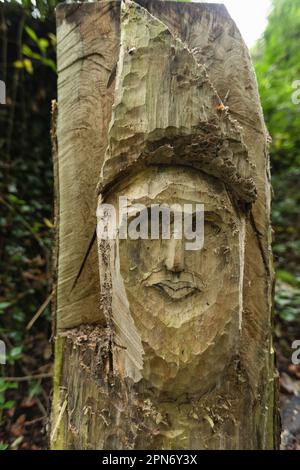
[0,196,49,255]
[2,373,52,382]
[50,397,68,443]
[26,291,54,330]
[24,416,46,426]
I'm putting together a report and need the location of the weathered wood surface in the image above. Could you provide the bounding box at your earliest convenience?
[52,1,277,450]
[55,1,121,329]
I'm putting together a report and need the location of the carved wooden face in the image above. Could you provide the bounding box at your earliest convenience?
[102,167,244,395]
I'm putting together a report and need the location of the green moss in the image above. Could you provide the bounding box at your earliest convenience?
[50,335,66,450]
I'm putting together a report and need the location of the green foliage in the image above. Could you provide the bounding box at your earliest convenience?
[0,379,17,419]
[0,1,56,437]
[254,0,300,316]
[28,380,42,398]
[254,0,300,175]
[21,26,56,73]
[9,0,60,19]
[6,346,23,365]
[276,283,300,322]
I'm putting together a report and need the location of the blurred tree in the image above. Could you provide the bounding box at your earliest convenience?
[0,0,58,449]
[0,0,57,343]
[254,0,300,282]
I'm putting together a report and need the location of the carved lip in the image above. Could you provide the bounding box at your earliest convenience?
[152,281,198,300]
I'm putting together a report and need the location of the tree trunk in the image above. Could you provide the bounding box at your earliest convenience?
[51,0,279,450]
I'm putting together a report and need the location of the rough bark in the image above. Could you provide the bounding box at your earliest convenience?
[51,0,278,450]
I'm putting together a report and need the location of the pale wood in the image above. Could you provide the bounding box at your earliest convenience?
[52,0,278,450]
[55,1,121,329]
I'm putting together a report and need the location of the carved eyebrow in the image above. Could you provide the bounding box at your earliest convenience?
[123,207,227,229]
[126,207,181,223]
[204,211,223,223]
[126,208,223,218]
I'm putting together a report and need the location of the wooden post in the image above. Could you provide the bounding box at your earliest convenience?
[51,0,278,450]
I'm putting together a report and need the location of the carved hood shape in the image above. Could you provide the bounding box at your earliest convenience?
[98,0,257,206]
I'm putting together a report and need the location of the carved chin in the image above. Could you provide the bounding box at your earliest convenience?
[152,281,199,300]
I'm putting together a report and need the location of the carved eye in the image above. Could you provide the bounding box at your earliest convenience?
[190,212,220,235]
[204,212,221,236]
[206,220,221,235]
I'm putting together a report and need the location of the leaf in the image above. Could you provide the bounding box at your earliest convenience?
[43,217,54,229]
[25,25,39,45]
[13,60,24,69]
[0,380,17,392]
[11,414,26,438]
[277,270,299,287]
[7,382,18,390]
[38,38,49,54]
[8,346,23,363]
[23,59,34,75]
[7,194,25,205]
[0,302,12,312]
[22,45,41,61]
[28,381,42,398]
[2,400,15,410]
[36,0,48,17]
[48,33,57,46]
[41,57,57,73]
[10,436,24,450]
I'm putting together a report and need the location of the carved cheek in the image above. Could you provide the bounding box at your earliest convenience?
[185,230,231,272]
[119,238,163,282]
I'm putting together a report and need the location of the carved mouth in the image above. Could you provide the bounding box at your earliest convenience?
[153,281,198,300]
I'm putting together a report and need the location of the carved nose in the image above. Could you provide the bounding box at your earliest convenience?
[164,237,185,273]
